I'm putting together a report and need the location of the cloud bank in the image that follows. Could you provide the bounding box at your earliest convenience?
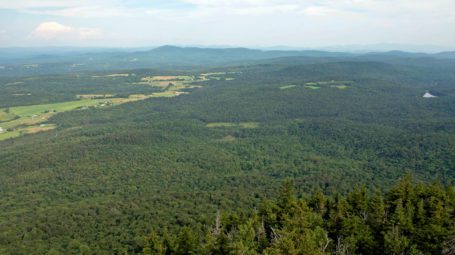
[0,0,454,48]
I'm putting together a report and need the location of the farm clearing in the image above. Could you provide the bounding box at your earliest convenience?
[206,122,260,129]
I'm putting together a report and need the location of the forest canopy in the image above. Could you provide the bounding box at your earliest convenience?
[0,48,454,254]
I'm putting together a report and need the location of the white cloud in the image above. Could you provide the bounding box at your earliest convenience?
[30,22,103,41]
[31,22,74,39]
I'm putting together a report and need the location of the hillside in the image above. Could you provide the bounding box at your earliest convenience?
[0,54,454,253]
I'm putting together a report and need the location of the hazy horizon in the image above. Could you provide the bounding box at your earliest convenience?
[1,0,454,52]
[0,43,453,55]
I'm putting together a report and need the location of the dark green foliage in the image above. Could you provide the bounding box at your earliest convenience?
[0,55,454,254]
[139,179,454,255]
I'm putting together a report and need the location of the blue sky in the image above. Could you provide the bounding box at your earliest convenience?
[0,0,454,50]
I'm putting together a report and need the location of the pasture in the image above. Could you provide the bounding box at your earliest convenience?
[76,94,115,99]
[0,71,209,141]
[304,85,321,90]
[303,80,352,90]
[92,73,130,78]
[0,124,57,141]
[332,85,349,89]
[0,110,16,122]
[0,130,21,140]
[206,122,259,128]
[9,99,107,117]
[280,85,297,90]
[0,99,126,140]
[0,81,194,141]
[150,91,187,97]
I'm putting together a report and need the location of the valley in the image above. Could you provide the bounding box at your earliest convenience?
[0,47,454,254]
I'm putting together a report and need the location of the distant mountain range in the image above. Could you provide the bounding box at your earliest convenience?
[0,45,454,76]
[1,45,455,63]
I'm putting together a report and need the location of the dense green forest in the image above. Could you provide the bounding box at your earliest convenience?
[0,48,454,254]
[137,176,455,255]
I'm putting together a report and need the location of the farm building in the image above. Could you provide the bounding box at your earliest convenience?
[423,92,437,98]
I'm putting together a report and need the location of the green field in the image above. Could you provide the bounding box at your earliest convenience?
[280,85,297,90]
[306,80,352,85]
[0,130,21,140]
[92,73,130,78]
[0,110,16,122]
[304,85,321,89]
[150,91,187,98]
[135,75,195,89]
[0,74,202,138]
[0,99,125,141]
[305,80,352,90]
[9,99,107,117]
[333,85,349,89]
[0,124,57,141]
[0,73,199,141]
[217,135,237,143]
[206,122,260,128]
[206,122,238,128]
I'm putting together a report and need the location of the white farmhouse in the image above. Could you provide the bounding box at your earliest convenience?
[423,92,437,98]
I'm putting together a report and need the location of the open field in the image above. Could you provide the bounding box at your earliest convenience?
[0,98,140,141]
[0,130,21,140]
[0,99,111,138]
[206,122,238,128]
[133,73,234,93]
[280,85,297,90]
[0,71,226,141]
[92,73,130,78]
[305,80,352,86]
[9,99,108,117]
[200,72,237,81]
[217,135,237,143]
[76,94,115,99]
[206,122,260,128]
[140,75,194,82]
[0,124,57,141]
[0,72,198,141]
[150,91,188,97]
[0,110,16,122]
[303,80,353,90]
[134,75,196,90]
[304,85,321,89]
[201,72,227,76]
[24,124,57,134]
[281,81,351,90]
[0,112,55,129]
[5,81,25,86]
[332,85,349,89]
[147,75,193,81]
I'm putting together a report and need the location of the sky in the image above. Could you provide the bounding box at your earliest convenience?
[0,0,454,51]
